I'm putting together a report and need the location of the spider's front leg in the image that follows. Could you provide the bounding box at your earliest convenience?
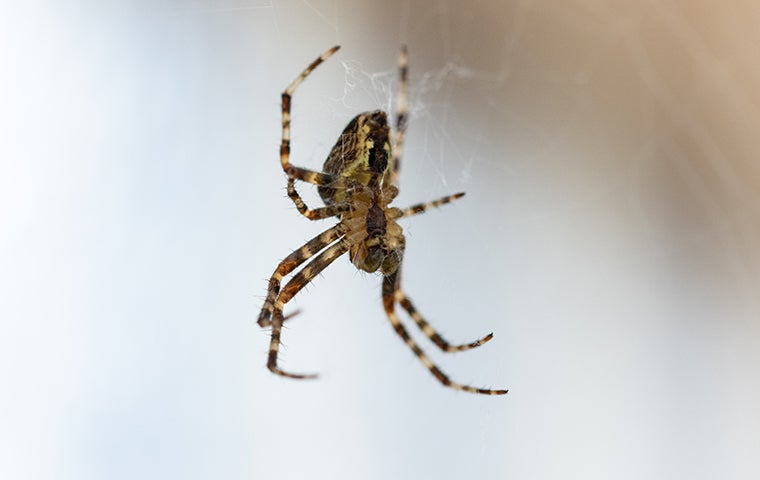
[258,224,346,327]
[385,265,493,351]
[393,192,493,350]
[265,237,351,380]
[381,270,507,395]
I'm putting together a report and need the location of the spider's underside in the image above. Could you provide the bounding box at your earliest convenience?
[258,46,507,395]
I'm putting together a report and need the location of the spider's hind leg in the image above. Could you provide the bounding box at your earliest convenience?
[287,177,349,220]
[391,46,409,185]
[279,45,342,215]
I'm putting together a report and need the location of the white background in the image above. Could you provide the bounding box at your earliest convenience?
[2,1,759,479]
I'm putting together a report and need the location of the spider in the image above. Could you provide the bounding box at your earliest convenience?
[258,46,507,395]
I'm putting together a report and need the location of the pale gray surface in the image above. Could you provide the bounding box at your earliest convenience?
[2,1,760,479]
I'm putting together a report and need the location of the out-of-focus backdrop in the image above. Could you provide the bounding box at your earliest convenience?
[2,1,759,479]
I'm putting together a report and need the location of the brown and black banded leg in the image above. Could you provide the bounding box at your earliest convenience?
[391,45,408,185]
[285,167,335,187]
[401,192,465,217]
[395,290,493,352]
[382,272,507,395]
[287,177,349,220]
[266,238,351,379]
[280,46,341,188]
[267,313,316,379]
[258,224,346,327]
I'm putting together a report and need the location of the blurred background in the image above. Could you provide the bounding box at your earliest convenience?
[2,0,759,479]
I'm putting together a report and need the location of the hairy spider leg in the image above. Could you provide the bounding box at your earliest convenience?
[394,192,491,351]
[382,270,508,395]
[400,192,466,218]
[267,238,351,379]
[287,177,350,220]
[395,288,493,352]
[391,46,408,185]
[280,46,341,212]
[258,224,347,327]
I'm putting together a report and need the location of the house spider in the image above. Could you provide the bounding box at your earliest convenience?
[258,46,507,395]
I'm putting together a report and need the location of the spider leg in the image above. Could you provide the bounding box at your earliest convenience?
[391,45,408,185]
[400,192,465,218]
[279,45,341,221]
[287,177,349,220]
[395,288,494,352]
[395,194,489,351]
[267,238,350,379]
[382,271,508,395]
[258,224,346,327]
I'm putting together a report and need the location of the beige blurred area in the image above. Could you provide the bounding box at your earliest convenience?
[2,1,759,479]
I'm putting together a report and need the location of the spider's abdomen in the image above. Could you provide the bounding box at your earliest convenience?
[318,110,392,206]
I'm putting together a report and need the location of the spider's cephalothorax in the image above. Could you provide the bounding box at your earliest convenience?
[258,46,507,395]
